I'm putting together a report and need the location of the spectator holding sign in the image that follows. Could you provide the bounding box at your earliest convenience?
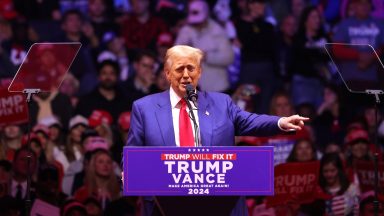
[319,153,360,216]
[0,124,23,161]
[286,138,318,163]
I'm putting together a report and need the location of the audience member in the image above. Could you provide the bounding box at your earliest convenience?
[313,84,348,150]
[73,149,120,206]
[62,129,99,196]
[61,199,87,216]
[235,0,277,113]
[88,110,114,148]
[13,0,61,21]
[286,138,318,162]
[0,124,23,161]
[59,73,80,107]
[88,0,119,40]
[30,91,73,128]
[60,9,98,94]
[35,164,67,207]
[0,160,12,198]
[291,0,309,21]
[359,193,384,216]
[0,19,17,78]
[75,60,129,122]
[175,0,234,92]
[277,14,297,85]
[123,49,159,107]
[10,147,37,202]
[120,0,168,53]
[98,31,131,81]
[319,153,360,216]
[333,0,384,99]
[291,6,330,108]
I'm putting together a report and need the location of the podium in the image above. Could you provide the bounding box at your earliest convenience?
[123,146,274,215]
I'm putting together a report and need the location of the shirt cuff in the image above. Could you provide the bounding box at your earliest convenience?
[277,117,290,132]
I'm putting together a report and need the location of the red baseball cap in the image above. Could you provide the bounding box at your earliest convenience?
[88,110,113,128]
[21,133,42,146]
[345,128,370,145]
[32,124,50,137]
[118,112,131,131]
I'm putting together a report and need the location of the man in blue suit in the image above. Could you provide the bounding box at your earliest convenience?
[126,45,308,215]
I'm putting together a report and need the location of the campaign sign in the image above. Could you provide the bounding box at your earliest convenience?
[0,88,28,127]
[355,161,384,193]
[123,146,274,196]
[266,161,320,207]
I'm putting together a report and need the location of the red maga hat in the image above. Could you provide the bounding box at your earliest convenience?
[118,111,131,131]
[88,110,113,128]
[345,128,370,145]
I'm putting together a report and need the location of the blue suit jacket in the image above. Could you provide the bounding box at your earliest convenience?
[127,90,281,147]
[126,90,282,216]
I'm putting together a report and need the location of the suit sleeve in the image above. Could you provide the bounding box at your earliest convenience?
[226,95,282,136]
[126,101,145,146]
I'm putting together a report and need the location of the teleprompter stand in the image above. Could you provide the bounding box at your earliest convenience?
[8,42,81,215]
[325,43,384,216]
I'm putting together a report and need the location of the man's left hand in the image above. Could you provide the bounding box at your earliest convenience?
[278,115,309,131]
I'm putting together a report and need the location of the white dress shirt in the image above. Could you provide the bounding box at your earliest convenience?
[170,87,200,147]
[11,179,27,199]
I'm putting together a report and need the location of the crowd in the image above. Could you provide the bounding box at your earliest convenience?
[0,0,384,215]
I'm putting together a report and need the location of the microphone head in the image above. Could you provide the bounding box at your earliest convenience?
[186,84,194,92]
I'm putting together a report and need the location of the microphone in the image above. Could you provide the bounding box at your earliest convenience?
[186,84,198,108]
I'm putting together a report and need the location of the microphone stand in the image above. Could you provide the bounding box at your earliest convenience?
[23,88,40,216]
[184,97,201,147]
[366,89,383,216]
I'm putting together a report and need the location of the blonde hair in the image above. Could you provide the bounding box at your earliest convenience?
[85,150,120,200]
[164,45,204,71]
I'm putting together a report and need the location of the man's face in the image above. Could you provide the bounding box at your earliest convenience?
[89,0,106,17]
[165,54,201,98]
[98,65,118,90]
[62,14,82,34]
[355,1,371,19]
[280,15,296,37]
[134,56,156,84]
[248,2,265,19]
[131,0,149,16]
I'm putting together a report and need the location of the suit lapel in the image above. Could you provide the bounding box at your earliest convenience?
[198,91,213,146]
[155,91,176,146]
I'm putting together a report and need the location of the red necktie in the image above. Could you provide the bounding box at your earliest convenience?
[179,99,194,147]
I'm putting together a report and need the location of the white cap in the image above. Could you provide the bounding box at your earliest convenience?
[38,116,62,128]
[69,115,88,129]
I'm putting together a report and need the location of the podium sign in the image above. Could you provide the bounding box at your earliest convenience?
[123,146,274,196]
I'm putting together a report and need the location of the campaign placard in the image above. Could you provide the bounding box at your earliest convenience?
[266,161,320,207]
[355,161,384,193]
[0,88,28,127]
[123,146,274,196]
